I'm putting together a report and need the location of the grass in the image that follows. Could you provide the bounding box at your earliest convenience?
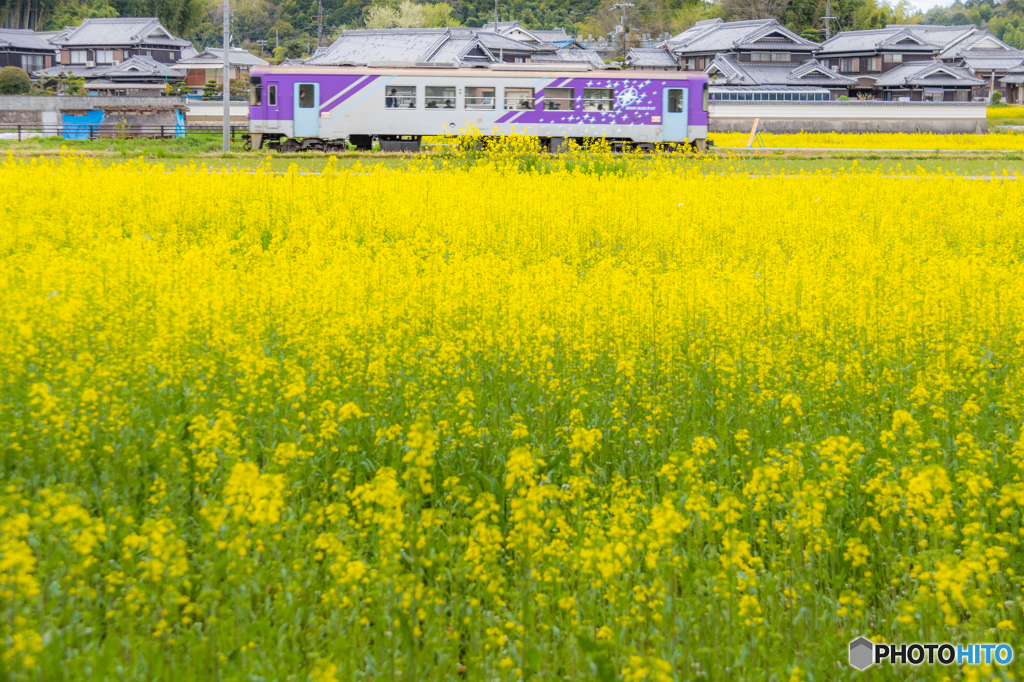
[3,135,1024,176]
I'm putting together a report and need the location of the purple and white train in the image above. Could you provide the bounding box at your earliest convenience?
[246,64,710,152]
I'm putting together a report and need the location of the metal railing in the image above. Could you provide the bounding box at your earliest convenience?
[0,123,248,141]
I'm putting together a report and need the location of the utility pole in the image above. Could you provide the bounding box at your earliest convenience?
[222,0,230,153]
[570,10,580,42]
[821,0,838,40]
[611,3,633,61]
[316,0,324,48]
[493,0,498,26]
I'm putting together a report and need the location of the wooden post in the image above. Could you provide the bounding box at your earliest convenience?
[746,118,760,148]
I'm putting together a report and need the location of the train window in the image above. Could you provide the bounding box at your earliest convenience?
[504,87,534,110]
[298,83,315,108]
[583,88,613,112]
[268,85,277,106]
[465,86,495,109]
[425,86,456,109]
[543,87,574,111]
[385,86,416,109]
[252,85,262,106]
[667,89,684,113]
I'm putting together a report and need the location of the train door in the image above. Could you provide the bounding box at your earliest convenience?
[265,81,280,131]
[293,82,320,137]
[662,87,689,142]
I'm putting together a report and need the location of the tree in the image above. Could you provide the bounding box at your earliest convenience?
[0,66,31,95]
[363,1,461,28]
[202,78,220,100]
[721,0,789,22]
[273,38,306,62]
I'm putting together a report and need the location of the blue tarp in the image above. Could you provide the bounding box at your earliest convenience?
[62,110,104,140]
[175,109,185,138]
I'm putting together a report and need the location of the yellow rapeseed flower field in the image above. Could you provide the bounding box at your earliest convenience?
[2,146,1024,681]
[709,130,1024,150]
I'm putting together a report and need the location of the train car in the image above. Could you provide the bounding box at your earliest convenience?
[246,64,710,152]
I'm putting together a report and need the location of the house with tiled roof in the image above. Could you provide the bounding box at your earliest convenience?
[35,55,185,96]
[661,18,821,72]
[639,19,851,97]
[705,53,855,97]
[304,28,497,66]
[0,28,56,74]
[50,17,193,69]
[1001,63,1024,103]
[624,47,678,71]
[818,24,1018,100]
[176,47,268,89]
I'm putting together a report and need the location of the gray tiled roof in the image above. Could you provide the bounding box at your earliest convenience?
[664,19,818,56]
[466,30,540,53]
[176,47,268,67]
[819,24,978,56]
[36,55,184,80]
[958,49,1024,71]
[0,28,54,51]
[873,60,984,87]
[305,28,495,66]
[1000,64,1024,84]
[305,29,450,65]
[625,47,678,68]
[937,29,1014,59]
[531,48,605,69]
[51,17,191,48]
[530,29,570,43]
[706,54,854,87]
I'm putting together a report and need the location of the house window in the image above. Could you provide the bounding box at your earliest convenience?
[583,88,614,111]
[923,90,942,101]
[884,53,902,63]
[771,52,789,62]
[841,58,858,72]
[751,52,771,61]
[268,85,277,106]
[22,54,45,72]
[504,87,534,110]
[384,85,416,109]
[543,87,574,111]
[96,49,114,63]
[684,57,700,70]
[867,57,881,71]
[465,86,495,109]
[954,90,968,101]
[70,50,88,64]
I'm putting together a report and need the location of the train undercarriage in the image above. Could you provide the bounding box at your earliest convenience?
[247,133,708,154]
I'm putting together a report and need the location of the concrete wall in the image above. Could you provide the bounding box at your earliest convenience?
[185,101,250,124]
[709,101,988,134]
[0,95,186,112]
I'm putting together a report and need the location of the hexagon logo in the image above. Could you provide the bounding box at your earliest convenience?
[849,637,874,671]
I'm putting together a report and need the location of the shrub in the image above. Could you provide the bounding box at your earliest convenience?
[0,66,31,95]
[992,91,1003,104]
[837,95,850,101]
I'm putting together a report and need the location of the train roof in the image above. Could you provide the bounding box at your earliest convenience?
[248,64,709,81]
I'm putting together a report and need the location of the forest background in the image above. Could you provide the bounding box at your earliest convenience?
[2,0,1023,75]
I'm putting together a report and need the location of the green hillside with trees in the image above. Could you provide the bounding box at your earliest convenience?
[3,0,1024,62]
